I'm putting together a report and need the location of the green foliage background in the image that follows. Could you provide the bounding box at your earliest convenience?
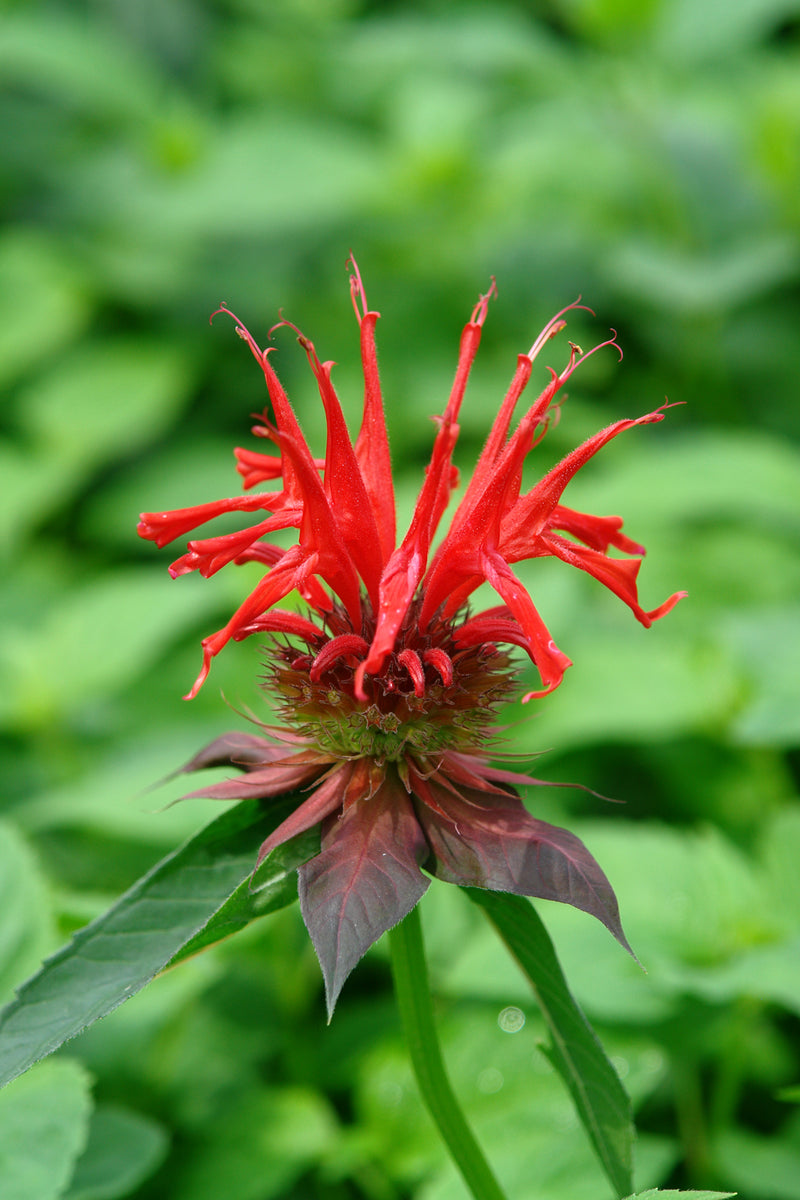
[1,0,799,1196]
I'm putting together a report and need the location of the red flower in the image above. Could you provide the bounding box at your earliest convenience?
[139,259,685,1013]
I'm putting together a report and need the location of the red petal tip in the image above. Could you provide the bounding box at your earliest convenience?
[647,590,688,622]
[183,646,214,700]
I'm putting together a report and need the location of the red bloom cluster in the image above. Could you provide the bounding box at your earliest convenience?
[139,259,684,1012]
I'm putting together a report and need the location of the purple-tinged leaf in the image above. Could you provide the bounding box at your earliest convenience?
[254,765,349,868]
[417,785,633,955]
[181,753,324,801]
[298,778,430,1017]
[177,732,282,772]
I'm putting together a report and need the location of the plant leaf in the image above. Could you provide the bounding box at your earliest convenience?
[0,1058,93,1200]
[298,778,429,1017]
[0,796,303,1090]
[168,824,320,969]
[0,820,54,1007]
[168,1085,338,1200]
[623,1192,736,1199]
[62,1104,169,1200]
[420,788,634,954]
[465,887,635,1199]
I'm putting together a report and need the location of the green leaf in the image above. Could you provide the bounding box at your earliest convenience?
[168,824,320,968]
[0,1058,93,1200]
[18,338,193,472]
[0,821,55,1006]
[465,888,634,1199]
[0,229,90,391]
[62,1104,168,1200]
[0,796,303,1090]
[170,1086,338,1200]
[723,608,800,746]
[0,567,226,730]
[104,115,384,241]
[0,11,164,123]
[624,1192,735,1199]
[713,1125,800,1200]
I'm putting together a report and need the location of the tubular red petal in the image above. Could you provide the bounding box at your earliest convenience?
[397,648,426,697]
[500,406,671,553]
[646,590,688,620]
[138,493,275,549]
[360,284,497,688]
[419,405,538,626]
[452,354,533,519]
[231,545,335,614]
[232,541,289,567]
[481,550,573,695]
[356,416,458,690]
[354,309,396,562]
[539,532,663,622]
[171,517,282,579]
[213,307,319,506]
[551,505,645,555]
[439,313,605,556]
[289,330,385,601]
[183,530,360,698]
[354,550,426,699]
[274,430,363,623]
[234,447,284,489]
[440,575,485,619]
[453,610,532,651]
[232,608,325,645]
[348,256,396,563]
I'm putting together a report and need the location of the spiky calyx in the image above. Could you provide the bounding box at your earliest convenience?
[265,598,518,764]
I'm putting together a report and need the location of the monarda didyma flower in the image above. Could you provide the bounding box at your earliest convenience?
[139,258,685,1013]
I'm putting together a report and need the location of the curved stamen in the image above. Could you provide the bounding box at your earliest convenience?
[398,648,426,698]
[422,648,454,687]
[347,253,369,323]
[310,634,370,681]
[526,298,592,359]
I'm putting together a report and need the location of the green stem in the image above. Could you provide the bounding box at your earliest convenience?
[387,905,508,1200]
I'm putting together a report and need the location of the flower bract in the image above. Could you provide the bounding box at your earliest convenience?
[139,258,684,1013]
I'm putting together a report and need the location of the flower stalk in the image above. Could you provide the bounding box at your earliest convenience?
[388,905,509,1200]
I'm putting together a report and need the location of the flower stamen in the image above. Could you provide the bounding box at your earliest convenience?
[310,634,370,681]
[397,649,426,698]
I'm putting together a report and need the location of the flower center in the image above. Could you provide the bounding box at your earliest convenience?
[265,598,518,764]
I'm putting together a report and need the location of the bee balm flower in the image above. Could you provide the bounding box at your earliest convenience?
[139,259,684,1013]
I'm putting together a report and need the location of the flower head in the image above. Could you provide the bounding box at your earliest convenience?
[139,258,685,1013]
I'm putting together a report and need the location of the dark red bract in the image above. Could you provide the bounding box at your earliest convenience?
[139,258,685,1013]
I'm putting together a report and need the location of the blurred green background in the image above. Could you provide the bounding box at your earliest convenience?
[2,0,800,1197]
